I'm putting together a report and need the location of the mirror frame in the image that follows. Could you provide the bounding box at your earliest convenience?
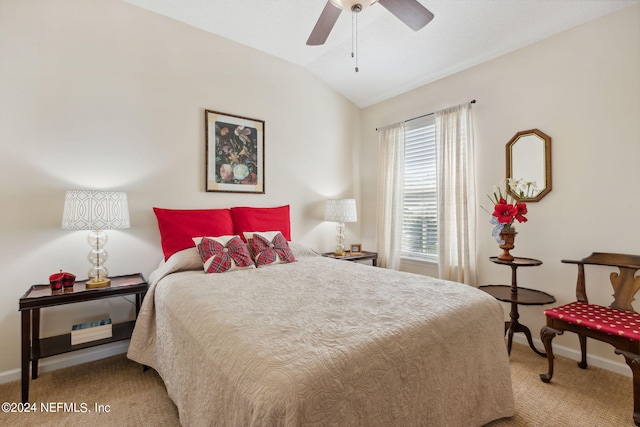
[505,128,552,202]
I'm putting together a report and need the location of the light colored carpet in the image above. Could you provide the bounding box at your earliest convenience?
[0,355,179,427]
[485,343,633,426]
[0,342,634,426]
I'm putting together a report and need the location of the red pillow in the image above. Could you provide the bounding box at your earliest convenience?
[231,205,291,242]
[153,207,234,261]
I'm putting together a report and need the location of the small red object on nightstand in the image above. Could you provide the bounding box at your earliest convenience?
[49,271,76,290]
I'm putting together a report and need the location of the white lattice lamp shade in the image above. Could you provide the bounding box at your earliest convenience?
[62,190,130,288]
[324,199,357,223]
[325,199,357,256]
[62,190,130,230]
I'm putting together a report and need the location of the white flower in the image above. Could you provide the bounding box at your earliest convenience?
[233,164,250,180]
[507,178,538,199]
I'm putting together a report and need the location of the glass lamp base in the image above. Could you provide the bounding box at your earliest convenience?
[86,229,110,289]
[334,222,346,256]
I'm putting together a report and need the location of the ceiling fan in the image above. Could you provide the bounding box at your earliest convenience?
[306,0,434,46]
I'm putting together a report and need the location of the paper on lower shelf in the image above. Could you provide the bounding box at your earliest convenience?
[71,318,112,345]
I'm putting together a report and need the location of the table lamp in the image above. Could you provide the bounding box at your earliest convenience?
[61,190,130,288]
[324,198,357,256]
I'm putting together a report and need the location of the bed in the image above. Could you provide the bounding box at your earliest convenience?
[127,206,514,426]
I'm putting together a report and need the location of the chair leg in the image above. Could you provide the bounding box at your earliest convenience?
[540,326,563,383]
[577,334,588,369]
[614,349,640,427]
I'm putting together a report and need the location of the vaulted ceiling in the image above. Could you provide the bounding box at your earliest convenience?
[122,0,639,108]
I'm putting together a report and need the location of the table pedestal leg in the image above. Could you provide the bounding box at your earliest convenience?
[506,301,546,357]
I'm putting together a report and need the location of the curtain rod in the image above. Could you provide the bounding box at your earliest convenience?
[376,99,476,131]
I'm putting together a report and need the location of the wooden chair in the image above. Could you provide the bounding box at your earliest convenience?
[540,252,640,426]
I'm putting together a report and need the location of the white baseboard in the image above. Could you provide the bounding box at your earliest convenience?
[512,335,632,378]
[0,341,130,385]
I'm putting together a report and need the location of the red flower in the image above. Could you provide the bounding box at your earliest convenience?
[493,201,517,224]
[514,202,528,223]
[487,180,532,242]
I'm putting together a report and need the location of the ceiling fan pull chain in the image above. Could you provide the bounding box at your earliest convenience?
[355,10,359,72]
[350,6,359,73]
[351,9,355,59]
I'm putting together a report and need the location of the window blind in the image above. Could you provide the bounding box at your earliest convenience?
[401,115,437,261]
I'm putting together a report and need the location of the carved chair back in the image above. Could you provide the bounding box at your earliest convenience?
[562,252,640,312]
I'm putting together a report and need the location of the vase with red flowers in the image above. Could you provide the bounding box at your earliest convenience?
[487,179,536,261]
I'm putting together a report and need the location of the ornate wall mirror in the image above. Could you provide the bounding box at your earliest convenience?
[506,129,552,202]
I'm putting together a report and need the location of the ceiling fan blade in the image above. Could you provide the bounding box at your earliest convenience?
[378,0,434,31]
[306,1,342,46]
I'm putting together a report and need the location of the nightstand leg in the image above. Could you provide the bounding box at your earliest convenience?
[31,308,40,379]
[135,292,142,315]
[21,310,30,403]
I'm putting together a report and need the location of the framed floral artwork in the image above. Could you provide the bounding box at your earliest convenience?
[205,110,265,193]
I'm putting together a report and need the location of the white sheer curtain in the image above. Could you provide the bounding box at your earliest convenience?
[436,102,477,285]
[376,122,405,270]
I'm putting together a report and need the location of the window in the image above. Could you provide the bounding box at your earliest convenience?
[401,115,437,261]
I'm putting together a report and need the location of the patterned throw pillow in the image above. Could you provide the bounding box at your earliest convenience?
[246,231,296,267]
[193,235,255,274]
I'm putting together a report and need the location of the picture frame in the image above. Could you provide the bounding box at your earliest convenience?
[350,244,362,255]
[205,110,265,193]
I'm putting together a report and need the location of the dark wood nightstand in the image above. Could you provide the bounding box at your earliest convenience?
[19,273,148,403]
[322,251,378,266]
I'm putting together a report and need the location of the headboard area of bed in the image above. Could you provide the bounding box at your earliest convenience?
[153,205,291,261]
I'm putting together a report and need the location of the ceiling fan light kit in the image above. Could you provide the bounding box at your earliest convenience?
[307,0,434,72]
[329,0,377,12]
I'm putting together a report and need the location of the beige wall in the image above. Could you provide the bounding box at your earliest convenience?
[0,0,360,378]
[360,4,640,370]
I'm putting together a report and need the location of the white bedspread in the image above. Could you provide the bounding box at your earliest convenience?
[128,244,514,426]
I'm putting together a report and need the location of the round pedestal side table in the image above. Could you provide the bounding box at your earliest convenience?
[480,257,556,356]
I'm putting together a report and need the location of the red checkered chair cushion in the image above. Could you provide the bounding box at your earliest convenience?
[545,301,640,342]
